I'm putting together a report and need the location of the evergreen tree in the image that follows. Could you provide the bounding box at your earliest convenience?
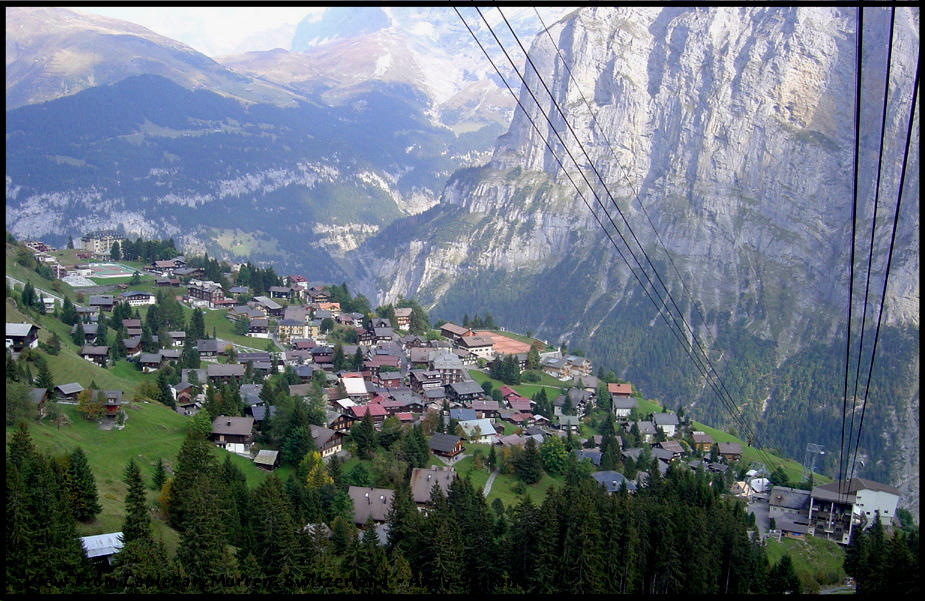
[351,411,377,459]
[71,320,86,346]
[767,554,800,594]
[246,475,301,591]
[35,356,55,394]
[121,459,153,545]
[516,437,544,484]
[156,369,175,408]
[67,234,74,249]
[61,296,78,325]
[152,457,167,491]
[110,241,121,261]
[21,280,35,310]
[352,346,365,371]
[67,446,101,522]
[332,343,346,371]
[189,308,206,342]
[6,435,91,593]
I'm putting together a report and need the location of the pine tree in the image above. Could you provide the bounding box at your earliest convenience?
[352,346,365,370]
[72,320,86,346]
[351,411,377,459]
[61,296,78,325]
[247,475,301,591]
[35,356,55,394]
[516,437,544,484]
[121,459,153,545]
[156,369,175,408]
[6,441,91,593]
[332,343,346,371]
[67,446,101,521]
[152,457,167,491]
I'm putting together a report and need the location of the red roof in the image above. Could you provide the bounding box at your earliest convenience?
[608,382,632,396]
[351,404,387,418]
[507,413,527,423]
[498,385,518,399]
[508,398,533,412]
[396,412,414,422]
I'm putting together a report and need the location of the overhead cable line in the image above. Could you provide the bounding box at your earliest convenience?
[532,7,711,337]
[847,6,896,488]
[838,6,864,503]
[452,6,745,440]
[489,7,768,456]
[459,6,765,459]
[849,42,919,486]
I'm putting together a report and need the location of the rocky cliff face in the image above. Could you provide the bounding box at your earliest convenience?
[351,6,919,510]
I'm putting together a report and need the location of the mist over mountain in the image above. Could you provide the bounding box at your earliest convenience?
[5,6,304,109]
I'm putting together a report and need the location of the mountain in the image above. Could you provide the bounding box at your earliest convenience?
[5,8,496,275]
[223,6,575,133]
[347,6,920,511]
[5,6,304,109]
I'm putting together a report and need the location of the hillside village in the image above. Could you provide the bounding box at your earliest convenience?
[5,232,912,593]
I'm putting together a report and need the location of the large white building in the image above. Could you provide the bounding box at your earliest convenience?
[81,231,124,256]
[808,478,901,544]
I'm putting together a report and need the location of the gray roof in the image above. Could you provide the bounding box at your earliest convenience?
[449,408,477,421]
[429,432,462,454]
[6,322,38,337]
[612,398,637,410]
[811,478,900,503]
[769,486,812,511]
[574,449,602,466]
[211,415,254,436]
[309,424,339,449]
[409,467,456,504]
[636,420,656,435]
[207,363,245,377]
[591,470,637,493]
[652,412,679,426]
[254,450,279,466]
[28,388,46,405]
[56,382,84,395]
[253,296,281,310]
[450,380,484,396]
[348,486,394,524]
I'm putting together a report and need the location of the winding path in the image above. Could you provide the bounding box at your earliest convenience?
[483,469,500,497]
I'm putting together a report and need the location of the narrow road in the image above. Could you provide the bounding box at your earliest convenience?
[6,274,65,305]
[483,469,500,497]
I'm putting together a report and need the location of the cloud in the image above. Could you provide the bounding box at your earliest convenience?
[74,7,325,57]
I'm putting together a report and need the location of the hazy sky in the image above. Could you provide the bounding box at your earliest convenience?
[75,6,326,57]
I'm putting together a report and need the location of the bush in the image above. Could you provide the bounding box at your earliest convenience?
[521,370,540,382]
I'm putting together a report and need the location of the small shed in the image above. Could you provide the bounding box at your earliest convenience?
[80,532,124,565]
[253,449,280,471]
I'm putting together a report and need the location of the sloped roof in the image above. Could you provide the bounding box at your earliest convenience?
[409,467,456,504]
[348,486,394,524]
[211,415,254,436]
[80,532,124,558]
[429,432,462,454]
[459,418,497,438]
[592,470,637,493]
[254,450,279,466]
